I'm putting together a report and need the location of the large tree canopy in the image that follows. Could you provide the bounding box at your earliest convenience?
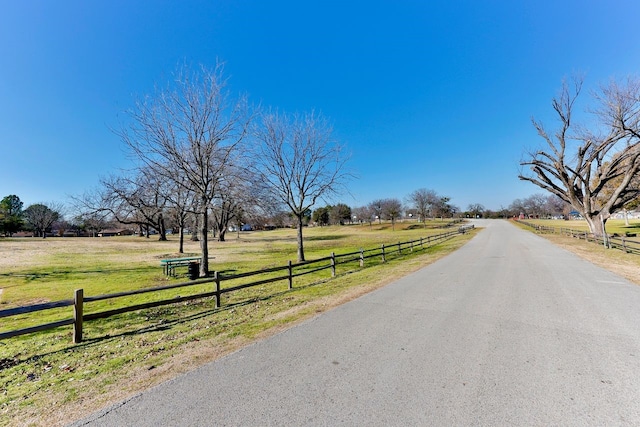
[23,203,62,238]
[519,76,640,236]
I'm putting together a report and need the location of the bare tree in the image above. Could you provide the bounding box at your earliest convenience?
[253,110,349,261]
[164,168,197,253]
[406,188,439,225]
[544,194,567,218]
[520,76,640,236]
[523,193,547,218]
[86,173,169,240]
[368,200,385,224]
[352,205,374,228]
[119,63,250,276]
[380,198,403,230]
[467,203,485,218]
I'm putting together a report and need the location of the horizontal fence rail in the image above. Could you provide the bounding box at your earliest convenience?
[1,224,474,343]
[517,220,640,255]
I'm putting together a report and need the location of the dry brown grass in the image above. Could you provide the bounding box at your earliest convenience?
[537,232,640,286]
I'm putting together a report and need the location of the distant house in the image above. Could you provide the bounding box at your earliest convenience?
[97,228,134,237]
[13,231,35,237]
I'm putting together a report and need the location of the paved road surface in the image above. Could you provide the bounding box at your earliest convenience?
[71,220,640,426]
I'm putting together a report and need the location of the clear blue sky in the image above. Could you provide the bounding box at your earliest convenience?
[2,0,640,213]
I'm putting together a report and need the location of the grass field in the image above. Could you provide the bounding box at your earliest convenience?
[0,220,476,427]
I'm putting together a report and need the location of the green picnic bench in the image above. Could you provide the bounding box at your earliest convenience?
[160,257,201,277]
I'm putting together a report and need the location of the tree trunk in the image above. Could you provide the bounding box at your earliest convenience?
[584,213,607,238]
[190,214,199,241]
[158,215,167,241]
[296,214,305,262]
[178,225,185,254]
[199,207,209,277]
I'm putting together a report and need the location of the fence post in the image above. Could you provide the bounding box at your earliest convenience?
[73,289,83,344]
[381,244,386,263]
[420,237,423,248]
[331,252,336,277]
[410,240,413,252]
[398,242,402,254]
[622,236,627,253]
[288,260,293,289]
[214,271,221,308]
[359,248,364,267]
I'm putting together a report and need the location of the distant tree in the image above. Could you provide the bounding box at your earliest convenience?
[312,206,331,226]
[23,202,63,238]
[330,203,352,225]
[211,161,263,242]
[0,195,24,236]
[253,110,350,262]
[163,168,197,252]
[352,205,374,227]
[522,193,547,218]
[368,200,385,223]
[406,188,439,225]
[118,63,250,276]
[544,194,567,218]
[519,76,640,237]
[467,203,485,218]
[94,173,169,240]
[434,196,453,218]
[380,198,403,230]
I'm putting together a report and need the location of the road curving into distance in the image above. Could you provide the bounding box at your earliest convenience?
[70,219,640,426]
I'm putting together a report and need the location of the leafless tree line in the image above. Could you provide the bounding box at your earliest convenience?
[75,63,349,273]
[349,189,459,231]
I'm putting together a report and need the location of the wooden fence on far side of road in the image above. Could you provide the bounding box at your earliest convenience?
[517,220,640,254]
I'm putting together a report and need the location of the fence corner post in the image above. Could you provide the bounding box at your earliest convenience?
[288,260,293,289]
[73,289,84,344]
[214,271,221,308]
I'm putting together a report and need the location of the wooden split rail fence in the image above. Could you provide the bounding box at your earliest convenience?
[0,225,474,344]
[517,220,640,254]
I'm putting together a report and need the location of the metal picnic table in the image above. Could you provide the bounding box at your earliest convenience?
[160,257,201,277]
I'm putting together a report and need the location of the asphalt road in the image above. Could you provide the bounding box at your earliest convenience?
[71,220,640,426]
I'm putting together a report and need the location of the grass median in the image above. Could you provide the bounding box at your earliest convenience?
[0,221,477,427]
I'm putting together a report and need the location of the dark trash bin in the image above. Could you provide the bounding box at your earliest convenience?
[188,262,199,280]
